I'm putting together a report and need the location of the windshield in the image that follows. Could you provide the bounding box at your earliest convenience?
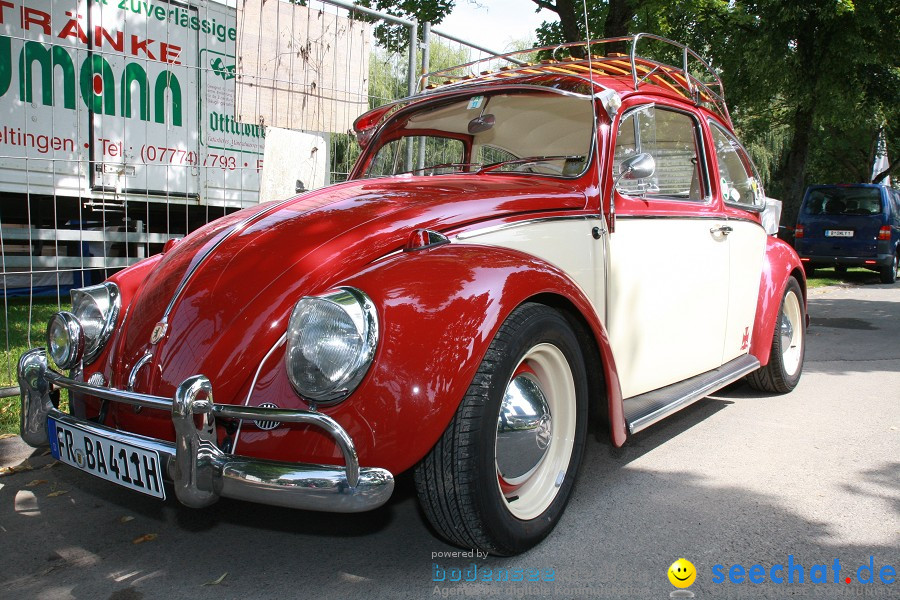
[359,90,595,179]
[803,187,883,216]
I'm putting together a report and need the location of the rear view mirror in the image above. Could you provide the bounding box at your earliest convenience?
[467,114,495,134]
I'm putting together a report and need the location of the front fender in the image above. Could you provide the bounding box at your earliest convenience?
[348,243,625,472]
[238,243,624,475]
[749,237,806,366]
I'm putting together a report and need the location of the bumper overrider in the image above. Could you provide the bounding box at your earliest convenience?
[18,349,394,512]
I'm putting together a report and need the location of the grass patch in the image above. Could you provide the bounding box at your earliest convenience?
[1,298,63,434]
[805,267,883,289]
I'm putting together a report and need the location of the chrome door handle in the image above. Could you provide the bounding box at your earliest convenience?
[710,225,733,236]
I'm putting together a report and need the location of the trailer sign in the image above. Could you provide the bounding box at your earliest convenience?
[0,0,358,208]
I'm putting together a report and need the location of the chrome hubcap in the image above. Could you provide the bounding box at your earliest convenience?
[494,343,576,520]
[496,373,552,482]
[780,312,794,350]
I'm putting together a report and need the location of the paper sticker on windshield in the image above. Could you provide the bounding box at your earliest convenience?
[467,96,484,110]
[720,177,730,200]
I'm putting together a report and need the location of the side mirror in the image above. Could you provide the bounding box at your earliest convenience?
[618,152,656,181]
[296,180,307,193]
[608,152,656,235]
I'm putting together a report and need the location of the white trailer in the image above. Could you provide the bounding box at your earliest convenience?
[0,0,367,292]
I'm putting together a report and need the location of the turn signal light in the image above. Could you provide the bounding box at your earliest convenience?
[878,226,891,241]
[794,224,804,238]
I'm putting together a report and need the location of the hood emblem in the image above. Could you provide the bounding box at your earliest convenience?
[150,322,168,344]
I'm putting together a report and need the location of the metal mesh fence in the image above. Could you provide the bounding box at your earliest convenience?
[0,0,512,392]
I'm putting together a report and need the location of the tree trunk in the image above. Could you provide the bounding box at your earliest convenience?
[603,0,634,55]
[553,0,586,56]
[780,105,814,226]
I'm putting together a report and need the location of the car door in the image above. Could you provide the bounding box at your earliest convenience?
[606,103,730,399]
[708,120,769,363]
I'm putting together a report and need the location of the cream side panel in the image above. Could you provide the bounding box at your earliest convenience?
[608,218,730,399]
[457,219,606,322]
[722,220,768,362]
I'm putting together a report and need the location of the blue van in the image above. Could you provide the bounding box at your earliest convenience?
[795,184,900,283]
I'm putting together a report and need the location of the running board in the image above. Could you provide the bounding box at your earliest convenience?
[623,355,760,435]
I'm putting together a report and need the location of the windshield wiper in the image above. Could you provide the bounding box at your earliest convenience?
[477,155,585,174]
[397,162,484,175]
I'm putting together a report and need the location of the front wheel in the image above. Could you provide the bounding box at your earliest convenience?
[414,303,588,555]
[746,277,805,393]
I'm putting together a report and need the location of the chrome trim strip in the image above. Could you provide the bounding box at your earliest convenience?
[18,349,393,512]
[232,333,287,455]
[616,215,763,228]
[625,355,760,434]
[454,215,599,241]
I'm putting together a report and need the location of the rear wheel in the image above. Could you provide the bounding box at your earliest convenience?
[879,254,898,284]
[414,303,588,555]
[747,277,805,393]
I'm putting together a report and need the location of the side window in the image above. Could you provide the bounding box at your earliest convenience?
[613,105,707,200]
[365,136,465,178]
[710,122,764,209]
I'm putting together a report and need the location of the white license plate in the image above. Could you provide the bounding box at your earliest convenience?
[825,229,853,237]
[48,418,165,499]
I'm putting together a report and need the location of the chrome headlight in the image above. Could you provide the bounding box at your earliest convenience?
[71,282,120,364]
[46,311,84,370]
[285,288,378,404]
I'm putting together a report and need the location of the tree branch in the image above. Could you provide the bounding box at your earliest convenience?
[530,0,558,14]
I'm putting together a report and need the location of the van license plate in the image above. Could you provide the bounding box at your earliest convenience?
[825,230,853,237]
[48,418,165,499]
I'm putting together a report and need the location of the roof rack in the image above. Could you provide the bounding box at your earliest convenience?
[421,33,732,127]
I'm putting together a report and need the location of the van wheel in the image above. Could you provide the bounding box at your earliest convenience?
[747,277,805,393]
[414,303,588,556]
[880,254,897,284]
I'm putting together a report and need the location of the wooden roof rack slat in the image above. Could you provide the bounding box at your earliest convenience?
[419,33,733,127]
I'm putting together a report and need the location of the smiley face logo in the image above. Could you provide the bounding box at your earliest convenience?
[668,558,696,588]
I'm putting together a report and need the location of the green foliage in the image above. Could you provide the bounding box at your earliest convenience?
[352,0,456,52]
[1,299,64,435]
[528,0,900,223]
[331,40,472,183]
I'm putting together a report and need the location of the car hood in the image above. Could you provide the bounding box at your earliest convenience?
[112,176,587,402]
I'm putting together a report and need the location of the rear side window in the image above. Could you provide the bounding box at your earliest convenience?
[709,122,765,209]
[802,188,883,216]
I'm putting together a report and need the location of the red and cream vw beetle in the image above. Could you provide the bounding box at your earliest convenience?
[19,34,806,555]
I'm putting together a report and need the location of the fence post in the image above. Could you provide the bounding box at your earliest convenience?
[417,22,431,172]
[405,20,419,172]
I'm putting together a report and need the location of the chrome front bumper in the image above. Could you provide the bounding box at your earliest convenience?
[18,349,394,513]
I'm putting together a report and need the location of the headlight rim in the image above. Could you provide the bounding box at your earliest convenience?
[46,311,85,370]
[71,282,121,365]
[285,287,379,405]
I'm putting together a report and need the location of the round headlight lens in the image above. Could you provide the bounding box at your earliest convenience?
[46,311,85,370]
[285,288,378,403]
[71,283,120,363]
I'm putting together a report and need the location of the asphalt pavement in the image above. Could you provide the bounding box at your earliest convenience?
[1,283,898,600]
